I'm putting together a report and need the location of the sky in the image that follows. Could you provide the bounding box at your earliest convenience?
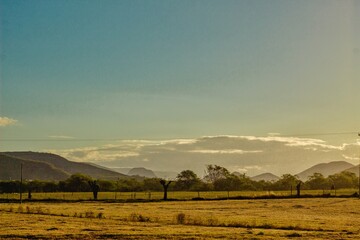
[1,0,360,175]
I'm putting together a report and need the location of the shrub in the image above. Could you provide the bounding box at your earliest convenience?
[35,207,44,214]
[205,215,219,226]
[85,211,95,218]
[176,213,186,224]
[129,213,150,222]
[18,205,24,213]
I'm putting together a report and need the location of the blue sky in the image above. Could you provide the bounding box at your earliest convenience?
[0,0,359,157]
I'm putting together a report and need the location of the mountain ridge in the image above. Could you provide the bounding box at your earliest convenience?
[127,167,157,178]
[250,173,280,182]
[296,161,354,181]
[0,153,70,181]
[1,152,130,180]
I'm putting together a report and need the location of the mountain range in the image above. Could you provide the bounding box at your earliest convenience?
[127,167,157,178]
[0,151,358,182]
[250,173,280,182]
[295,161,355,181]
[111,167,178,179]
[0,152,129,181]
[250,161,358,181]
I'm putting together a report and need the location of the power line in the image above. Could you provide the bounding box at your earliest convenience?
[0,138,122,142]
[0,132,358,142]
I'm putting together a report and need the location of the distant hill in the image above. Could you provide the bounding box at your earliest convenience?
[232,171,242,176]
[296,161,354,181]
[2,152,129,180]
[343,165,359,176]
[0,153,69,181]
[85,162,119,172]
[128,167,157,178]
[251,173,280,182]
[110,167,133,175]
[109,167,178,179]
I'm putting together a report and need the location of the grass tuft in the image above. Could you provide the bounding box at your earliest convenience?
[85,211,95,218]
[176,213,186,224]
[129,213,151,222]
[17,205,24,213]
[174,213,219,227]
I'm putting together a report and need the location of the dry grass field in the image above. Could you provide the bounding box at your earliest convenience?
[0,198,359,239]
[0,189,357,201]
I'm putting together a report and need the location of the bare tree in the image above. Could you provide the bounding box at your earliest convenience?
[88,180,100,200]
[296,182,301,197]
[159,179,172,200]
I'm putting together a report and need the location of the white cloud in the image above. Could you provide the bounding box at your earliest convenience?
[48,144,140,162]
[234,165,263,173]
[0,117,18,127]
[236,135,344,150]
[342,154,359,161]
[45,135,359,176]
[189,149,262,154]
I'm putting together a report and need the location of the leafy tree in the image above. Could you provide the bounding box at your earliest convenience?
[305,173,329,190]
[204,165,230,184]
[213,174,239,191]
[328,171,358,189]
[174,170,201,191]
[236,174,257,191]
[88,180,100,200]
[63,174,92,192]
[42,181,58,192]
[97,180,116,192]
[27,180,44,192]
[117,178,143,192]
[190,181,212,191]
[272,174,300,190]
[143,178,163,191]
[253,179,273,191]
[213,173,257,191]
[0,181,20,193]
[58,180,67,192]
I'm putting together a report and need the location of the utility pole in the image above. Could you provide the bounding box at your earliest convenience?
[20,163,23,204]
[358,133,360,199]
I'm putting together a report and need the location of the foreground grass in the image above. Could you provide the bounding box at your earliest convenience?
[0,198,359,239]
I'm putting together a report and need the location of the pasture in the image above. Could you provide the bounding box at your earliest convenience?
[0,198,359,239]
[0,189,357,201]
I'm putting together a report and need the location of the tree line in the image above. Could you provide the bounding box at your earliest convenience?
[0,165,358,194]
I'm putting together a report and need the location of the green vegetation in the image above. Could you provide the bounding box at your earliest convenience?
[1,152,358,198]
[0,164,359,201]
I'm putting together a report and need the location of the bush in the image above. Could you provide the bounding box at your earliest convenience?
[85,211,95,218]
[176,213,186,224]
[129,213,150,222]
